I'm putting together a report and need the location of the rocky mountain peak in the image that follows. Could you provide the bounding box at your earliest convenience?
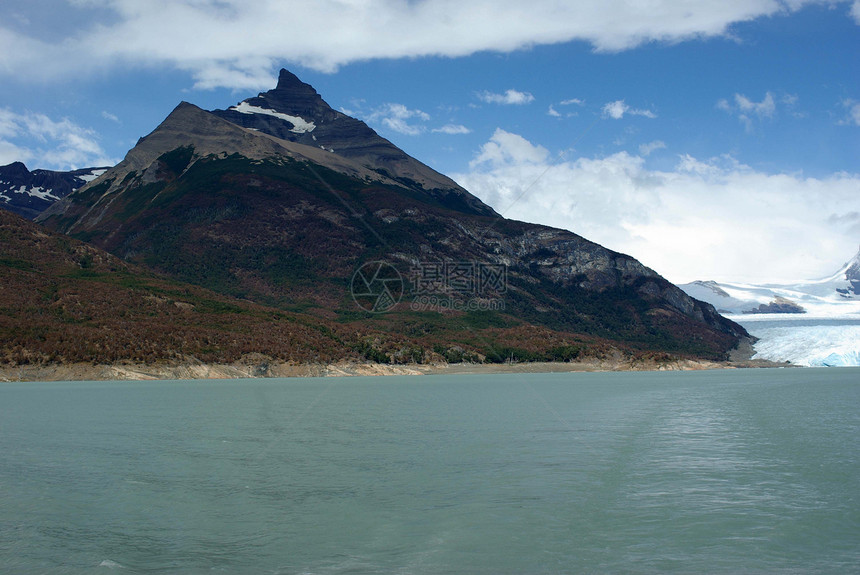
[275,68,319,96]
[3,161,30,177]
[844,245,860,293]
[222,68,333,125]
[210,69,498,217]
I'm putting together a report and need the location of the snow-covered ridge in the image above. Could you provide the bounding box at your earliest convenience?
[680,248,860,318]
[228,102,316,133]
[681,279,860,317]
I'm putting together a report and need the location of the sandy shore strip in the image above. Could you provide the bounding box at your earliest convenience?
[0,355,791,383]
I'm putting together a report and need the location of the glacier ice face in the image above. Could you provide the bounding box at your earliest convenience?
[817,350,860,367]
[732,317,860,367]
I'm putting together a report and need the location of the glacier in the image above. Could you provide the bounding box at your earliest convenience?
[732,316,860,367]
[683,248,860,367]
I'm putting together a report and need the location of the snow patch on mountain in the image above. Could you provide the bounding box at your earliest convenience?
[228,102,316,133]
[18,186,60,201]
[79,168,107,183]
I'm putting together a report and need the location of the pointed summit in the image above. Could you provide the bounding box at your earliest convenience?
[275,68,318,94]
[212,69,498,216]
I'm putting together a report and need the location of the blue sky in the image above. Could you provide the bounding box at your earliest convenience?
[1,0,859,283]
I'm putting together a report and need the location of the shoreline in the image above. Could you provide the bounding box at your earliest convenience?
[0,356,793,383]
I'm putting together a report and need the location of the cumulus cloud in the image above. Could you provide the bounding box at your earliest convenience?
[718,92,778,130]
[432,124,471,135]
[839,99,860,126]
[0,107,116,170]
[549,98,585,118]
[365,103,430,136]
[639,140,667,156]
[602,100,656,119]
[5,0,841,89]
[477,89,535,105]
[469,129,551,170]
[736,93,776,117]
[0,140,32,166]
[453,129,860,283]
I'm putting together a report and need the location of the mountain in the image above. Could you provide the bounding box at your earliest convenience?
[680,247,860,317]
[36,69,746,363]
[0,161,109,219]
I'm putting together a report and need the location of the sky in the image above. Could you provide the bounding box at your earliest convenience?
[1,0,859,284]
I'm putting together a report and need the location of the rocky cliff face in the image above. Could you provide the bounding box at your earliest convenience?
[38,69,746,360]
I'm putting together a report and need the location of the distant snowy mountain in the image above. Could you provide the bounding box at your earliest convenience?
[0,162,109,219]
[680,247,860,317]
[681,249,860,366]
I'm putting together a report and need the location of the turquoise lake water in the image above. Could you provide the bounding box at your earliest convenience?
[1,368,858,574]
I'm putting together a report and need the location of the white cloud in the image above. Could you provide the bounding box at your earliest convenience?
[0,107,116,170]
[0,1,853,90]
[550,99,585,117]
[469,129,550,169]
[432,124,471,135]
[839,99,860,126]
[366,103,430,136]
[0,108,22,139]
[639,140,666,156]
[602,100,656,119]
[852,0,860,23]
[0,140,32,166]
[477,89,535,105]
[718,92,778,131]
[454,129,860,284]
[603,100,628,119]
[735,92,776,117]
[102,111,121,123]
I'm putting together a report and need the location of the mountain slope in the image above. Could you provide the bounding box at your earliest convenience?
[0,208,355,366]
[37,71,746,362]
[2,206,728,370]
[0,162,108,219]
